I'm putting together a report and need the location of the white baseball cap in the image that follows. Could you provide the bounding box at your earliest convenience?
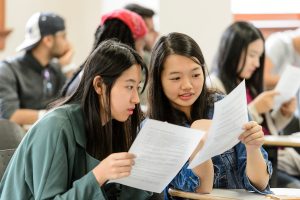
[16,12,65,52]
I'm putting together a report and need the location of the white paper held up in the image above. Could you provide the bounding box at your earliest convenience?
[274,65,300,110]
[110,119,205,193]
[189,80,248,168]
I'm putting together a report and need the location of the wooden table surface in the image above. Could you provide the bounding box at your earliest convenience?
[168,188,300,200]
[264,135,300,147]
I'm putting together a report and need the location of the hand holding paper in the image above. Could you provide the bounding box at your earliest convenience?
[274,65,300,110]
[239,121,264,151]
[110,80,251,192]
[189,80,248,169]
[110,119,205,193]
[251,90,279,114]
[93,152,135,186]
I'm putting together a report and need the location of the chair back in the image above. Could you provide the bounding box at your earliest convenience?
[0,119,25,179]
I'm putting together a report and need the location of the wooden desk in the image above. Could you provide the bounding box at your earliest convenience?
[169,188,300,200]
[263,135,300,187]
[264,135,300,147]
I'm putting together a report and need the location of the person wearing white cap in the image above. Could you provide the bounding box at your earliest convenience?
[0,12,72,126]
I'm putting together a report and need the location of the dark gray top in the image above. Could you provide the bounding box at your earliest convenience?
[0,52,66,119]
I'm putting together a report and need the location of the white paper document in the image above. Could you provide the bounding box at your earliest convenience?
[274,65,300,110]
[271,188,300,196]
[189,80,248,168]
[110,119,205,193]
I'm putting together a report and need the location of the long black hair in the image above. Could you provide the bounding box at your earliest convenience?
[147,32,214,125]
[92,19,135,51]
[61,40,148,160]
[61,19,136,96]
[214,21,265,97]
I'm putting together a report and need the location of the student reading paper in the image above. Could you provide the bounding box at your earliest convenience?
[146,32,272,199]
[0,40,152,199]
[111,119,205,193]
[209,21,300,188]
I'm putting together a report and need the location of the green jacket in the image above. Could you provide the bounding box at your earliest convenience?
[0,104,152,199]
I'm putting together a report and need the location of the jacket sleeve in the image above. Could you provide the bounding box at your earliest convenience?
[236,143,273,195]
[0,62,20,119]
[24,119,106,200]
[167,161,200,192]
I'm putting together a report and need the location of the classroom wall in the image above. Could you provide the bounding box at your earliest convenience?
[231,0,300,14]
[159,0,232,69]
[1,0,232,70]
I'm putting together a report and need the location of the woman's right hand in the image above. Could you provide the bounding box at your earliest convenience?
[92,152,135,186]
[252,90,279,114]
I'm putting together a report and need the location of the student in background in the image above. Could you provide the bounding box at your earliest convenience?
[209,21,300,188]
[264,28,300,89]
[124,3,159,58]
[125,3,159,107]
[0,40,152,199]
[147,32,272,199]
[61,9,148,97]
[0,12,72,126]
[265,28,300,134]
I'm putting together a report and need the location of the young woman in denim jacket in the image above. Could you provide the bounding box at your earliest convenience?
[146,32,272,199]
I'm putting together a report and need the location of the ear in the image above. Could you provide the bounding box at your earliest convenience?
[93,75,103,95]
[41,35,54,48]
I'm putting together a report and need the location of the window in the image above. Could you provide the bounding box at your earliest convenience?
[231,0,300,38]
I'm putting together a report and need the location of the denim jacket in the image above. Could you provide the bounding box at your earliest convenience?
[165,94,273,199]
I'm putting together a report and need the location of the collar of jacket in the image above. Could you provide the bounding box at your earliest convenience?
[64,104,87,148]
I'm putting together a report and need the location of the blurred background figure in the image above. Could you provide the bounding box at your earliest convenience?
[0,12,72,126]
[209,21,300,188]
[125,3,159,60]
[125,3,159,107]
[264,28,300,89]
[264,28,300,134]
[61,9,148,97]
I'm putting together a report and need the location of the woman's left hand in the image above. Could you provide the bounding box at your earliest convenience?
[239,121,264,151]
